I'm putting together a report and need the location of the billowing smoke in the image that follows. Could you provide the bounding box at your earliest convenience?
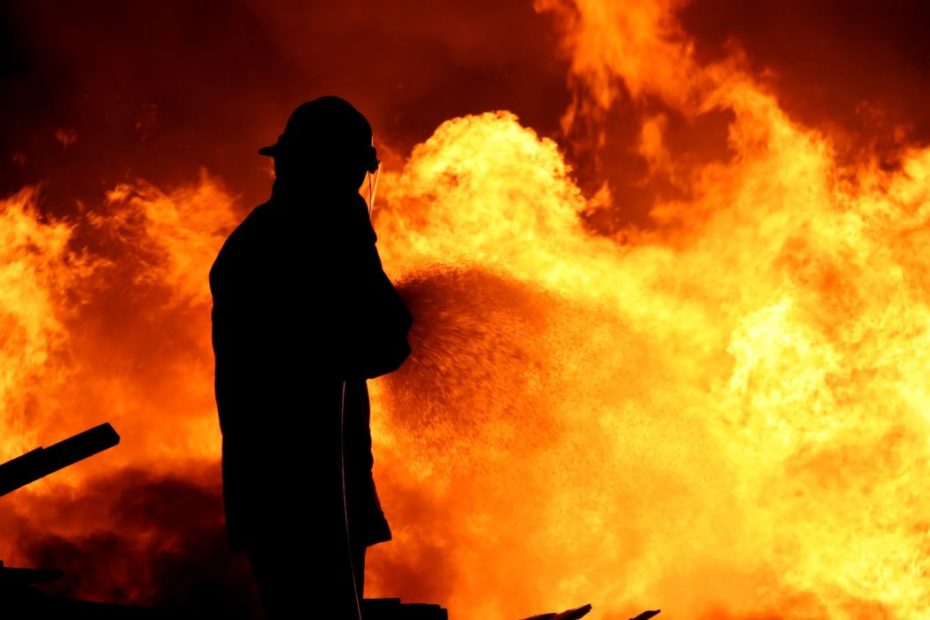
[4,466,259,617]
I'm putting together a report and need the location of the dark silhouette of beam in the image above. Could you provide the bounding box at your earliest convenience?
[0,423,120,497]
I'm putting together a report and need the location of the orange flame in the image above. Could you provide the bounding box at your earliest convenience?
[364,100,930,617]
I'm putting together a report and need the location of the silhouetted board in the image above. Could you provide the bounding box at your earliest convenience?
[363,597,449,619]
[521,604,593,620]
[0,423,120,496]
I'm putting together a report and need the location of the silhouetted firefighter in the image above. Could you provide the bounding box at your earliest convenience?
[209,96,413,619]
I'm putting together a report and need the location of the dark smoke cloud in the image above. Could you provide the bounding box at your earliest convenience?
[7,467,259,617]
[3,0,929,230]
[0,0,570,216]
[0,0,297,211]
[679,0,930,163]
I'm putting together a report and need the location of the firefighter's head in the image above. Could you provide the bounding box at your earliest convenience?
[259,96,380,192]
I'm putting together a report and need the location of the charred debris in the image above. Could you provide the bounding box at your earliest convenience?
[0,424,658,619]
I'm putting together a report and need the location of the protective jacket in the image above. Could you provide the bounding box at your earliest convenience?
[209,184,411,552]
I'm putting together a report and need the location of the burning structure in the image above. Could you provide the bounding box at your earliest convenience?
[2,0,930,618]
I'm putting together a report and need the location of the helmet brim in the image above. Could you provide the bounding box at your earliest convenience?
[257,143,278,157]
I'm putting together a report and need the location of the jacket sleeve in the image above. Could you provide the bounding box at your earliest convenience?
[338,214,413,380]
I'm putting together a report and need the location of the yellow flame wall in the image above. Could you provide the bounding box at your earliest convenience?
[365,101,930,618]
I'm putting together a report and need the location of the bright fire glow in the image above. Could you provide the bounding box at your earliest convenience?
[3,1,930,618]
